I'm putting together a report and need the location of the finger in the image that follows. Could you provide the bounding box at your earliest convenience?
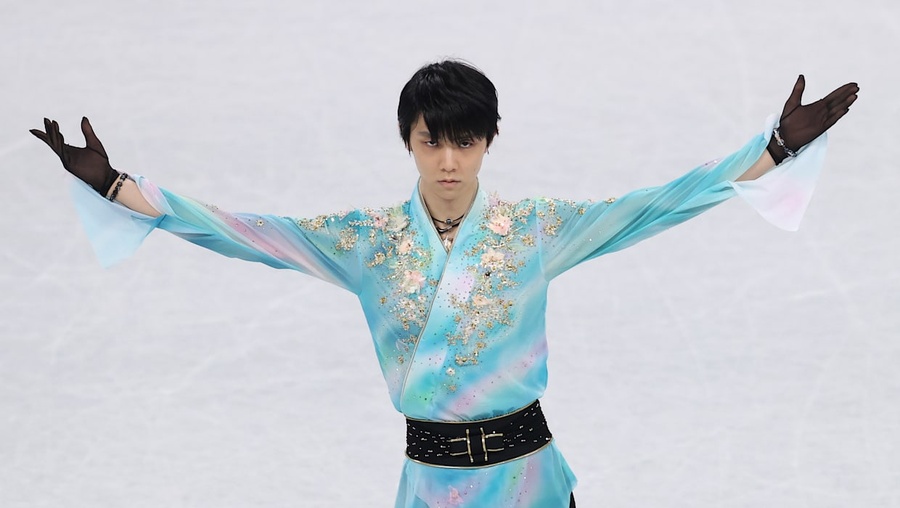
[50,119,61,141]
[822,94,858,130]
[42,118,58,153]
[835,92,858,109]
[51,120,65,154]
[823,82,859,107]
[45,118,62,153]
[822,107,850,131]
[80,116,108,157]
[826,91,858,116]
[50,119,73,166]
[43,118,53,145]
[783,74,805,117]
[29,128,53,147]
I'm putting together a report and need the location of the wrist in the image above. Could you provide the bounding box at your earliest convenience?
[767,126,801,165]
[97,168,120,196]
[766,136,787,165]
[104,172,128,201]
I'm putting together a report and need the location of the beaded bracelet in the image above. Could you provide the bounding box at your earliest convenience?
[772,128,798,159]
[107,172,129,202]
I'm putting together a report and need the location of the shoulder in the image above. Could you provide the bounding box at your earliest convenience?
[484,193,539,221]
[362,200,412,233]
[292,209,358,232]
[292,199,411,232]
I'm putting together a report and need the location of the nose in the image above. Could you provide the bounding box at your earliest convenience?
[439,146,457,172]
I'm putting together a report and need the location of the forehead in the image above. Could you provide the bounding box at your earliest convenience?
[410,114,431,136]
[410,114,479,141]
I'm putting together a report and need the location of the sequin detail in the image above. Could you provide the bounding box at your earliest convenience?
[443,198,536,370]
[364,202,438,363]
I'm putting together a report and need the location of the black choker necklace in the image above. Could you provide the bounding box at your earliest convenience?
[431,214,464,235]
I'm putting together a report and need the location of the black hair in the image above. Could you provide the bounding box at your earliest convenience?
[398,59,500,150]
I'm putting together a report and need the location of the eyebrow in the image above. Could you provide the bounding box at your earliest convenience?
[414,130,433,138]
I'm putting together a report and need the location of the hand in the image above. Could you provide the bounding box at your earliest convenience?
[768,75,859,164]
[30,117,120,195]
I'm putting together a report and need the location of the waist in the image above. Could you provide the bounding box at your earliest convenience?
[405,400,553,469]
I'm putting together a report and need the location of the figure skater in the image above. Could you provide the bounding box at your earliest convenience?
[31,60,858,507]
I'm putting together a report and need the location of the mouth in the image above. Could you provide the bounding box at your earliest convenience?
[438,179,460,188]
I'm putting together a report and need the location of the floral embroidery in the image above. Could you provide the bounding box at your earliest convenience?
[387,209,409,232]
[398,237,413,255]
[442,198,534,374]
[293,211,364,256]
[480,247,505,269]
[361,202,438,365]
[401,270,426,293]
[296,209,364,234]
[540,199,564,237]
[487,214,512,235]
[472,295,491,307]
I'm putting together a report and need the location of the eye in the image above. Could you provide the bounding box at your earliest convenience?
[458,139,474,148]
[424,139,439,147]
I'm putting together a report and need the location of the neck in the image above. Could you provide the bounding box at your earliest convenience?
[419,181,478,222]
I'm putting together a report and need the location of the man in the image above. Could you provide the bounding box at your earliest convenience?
[31,60,857,507]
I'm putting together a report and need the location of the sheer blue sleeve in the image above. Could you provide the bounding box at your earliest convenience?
[538,115,827,280]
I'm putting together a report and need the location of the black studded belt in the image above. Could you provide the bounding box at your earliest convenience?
[405,400,553,468]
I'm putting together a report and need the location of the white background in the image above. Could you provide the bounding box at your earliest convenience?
[2,0,898,506]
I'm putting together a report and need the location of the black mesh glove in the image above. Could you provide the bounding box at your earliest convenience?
[767,75,859,164]
[30,117,120,195]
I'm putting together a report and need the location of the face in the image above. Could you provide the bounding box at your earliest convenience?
[408,115,489,206]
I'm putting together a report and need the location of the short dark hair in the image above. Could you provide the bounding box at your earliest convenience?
[398,59,500,149]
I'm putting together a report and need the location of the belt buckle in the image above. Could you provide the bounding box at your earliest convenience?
[448,427,504,464]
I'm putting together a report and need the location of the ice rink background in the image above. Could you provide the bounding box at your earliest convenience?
[2,1,898,506]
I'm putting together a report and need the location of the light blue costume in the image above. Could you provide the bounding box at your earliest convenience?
[72,116,825,507]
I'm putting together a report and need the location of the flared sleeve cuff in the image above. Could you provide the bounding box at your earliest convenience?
[69,175,164,267]
[729,114,827,231]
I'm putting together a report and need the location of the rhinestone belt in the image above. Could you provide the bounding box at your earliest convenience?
[405,400,553,468]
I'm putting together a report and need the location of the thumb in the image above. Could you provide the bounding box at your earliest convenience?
[81,116,108,158]
[782,74,805,118]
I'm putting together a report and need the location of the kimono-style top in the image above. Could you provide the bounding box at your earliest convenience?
[71,116,826,507]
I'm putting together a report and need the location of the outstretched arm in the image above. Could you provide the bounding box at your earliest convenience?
[538,76,859,279]
[30,118,364,292]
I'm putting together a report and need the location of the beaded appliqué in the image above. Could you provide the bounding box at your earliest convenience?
[444,196,535,374]
[294,210,360,252]
[365,203,437,365]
